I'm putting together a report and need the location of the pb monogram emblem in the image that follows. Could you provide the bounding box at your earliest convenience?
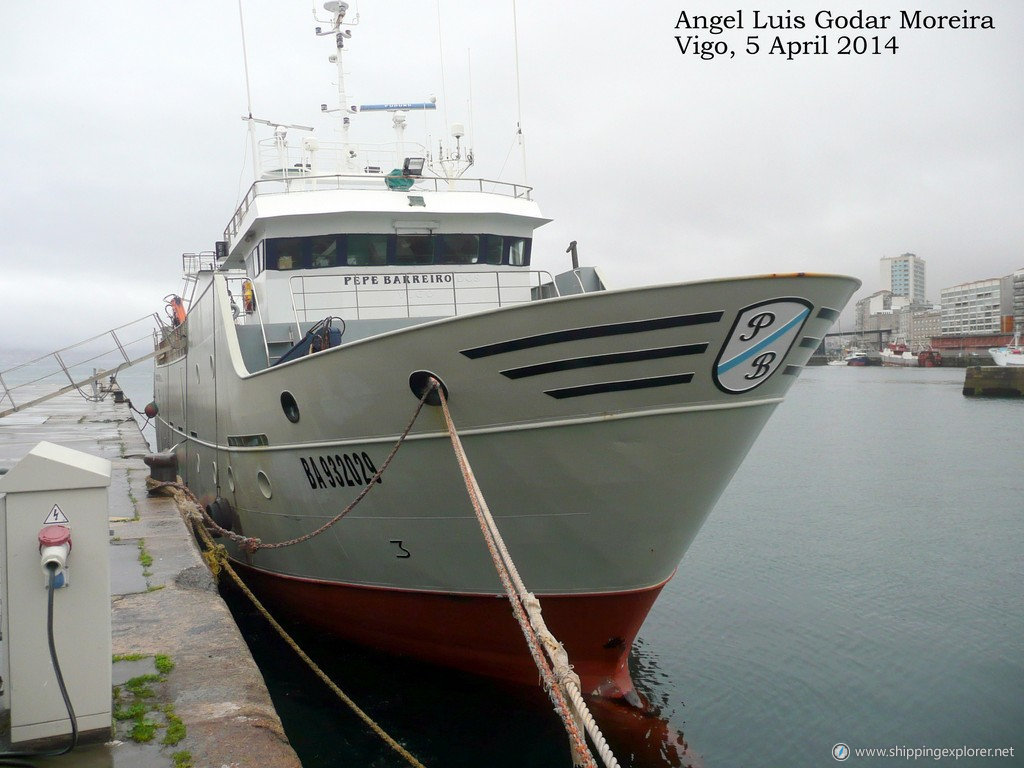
[713,299,812,393]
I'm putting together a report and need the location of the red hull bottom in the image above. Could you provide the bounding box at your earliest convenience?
[233,562,667,702]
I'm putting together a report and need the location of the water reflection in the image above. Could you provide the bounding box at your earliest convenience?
[587,696,698,768]
[582,636,701,768]
[222,578,704,768]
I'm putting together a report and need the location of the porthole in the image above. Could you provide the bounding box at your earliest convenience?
[280,391,300,423]
[257,470,273,499]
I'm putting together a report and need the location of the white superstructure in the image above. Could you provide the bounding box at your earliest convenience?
[152,1,861,702]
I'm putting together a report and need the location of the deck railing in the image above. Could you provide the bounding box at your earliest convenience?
[0,314,164,418]
[287,269,557,331]
[224,174,534,243]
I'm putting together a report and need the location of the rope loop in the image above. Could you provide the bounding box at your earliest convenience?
[201,543,227,577]
[239,537,262,554]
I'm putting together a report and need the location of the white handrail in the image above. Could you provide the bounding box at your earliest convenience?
[225,174,533,242]
[287,269,557,325]
[0,313,163,418]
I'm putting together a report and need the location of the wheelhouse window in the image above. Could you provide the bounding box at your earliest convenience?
[347,234,388,266]
[480,235,503,265]
[245,242,265,278]
[437,234,480,264]
[394,235,433,265]
[268,238,303,270]
[263,234,532,269]
[507,237,530,266]
[310,235,338,268]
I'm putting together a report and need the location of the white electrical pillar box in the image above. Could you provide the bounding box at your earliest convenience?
[0,441,112,746]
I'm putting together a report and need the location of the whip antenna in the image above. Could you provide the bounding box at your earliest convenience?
[436,1,450,134]
[511,0,527,182]
[237,0,259,181]
[467,48,475,158]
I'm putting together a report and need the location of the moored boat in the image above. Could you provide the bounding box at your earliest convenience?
[844,349,870,366]
[152,2,860,702]
[989,329,1024,366]
[880,339,918,367]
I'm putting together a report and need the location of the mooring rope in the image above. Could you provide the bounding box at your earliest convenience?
[146,390,441,765]
[178,516,427,768]
[150,375,619,767]
[432,379,620,768]
[150,383,433,553]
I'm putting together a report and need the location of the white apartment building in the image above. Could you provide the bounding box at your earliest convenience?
[880,253,926,305]
[940,279,1004,336]
[1013,267,1024,330]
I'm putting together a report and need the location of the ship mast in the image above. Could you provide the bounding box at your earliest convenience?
[310,1,473,181]
[314,1,356,170]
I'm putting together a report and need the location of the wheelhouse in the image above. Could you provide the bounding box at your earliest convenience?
[250,231,532,274]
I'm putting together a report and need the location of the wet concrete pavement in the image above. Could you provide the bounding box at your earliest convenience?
[1,389,301,767]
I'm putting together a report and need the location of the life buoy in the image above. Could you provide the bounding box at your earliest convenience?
[242,280,255,313]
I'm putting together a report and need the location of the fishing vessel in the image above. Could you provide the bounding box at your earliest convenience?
[880,338,943,368]
[989,329,1024,366]
[834,349,870,366]
[880,339,917,367]
[152,2,860,702]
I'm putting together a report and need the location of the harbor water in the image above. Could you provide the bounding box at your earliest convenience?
[3,355,1021,766]
[224,365,1024,767]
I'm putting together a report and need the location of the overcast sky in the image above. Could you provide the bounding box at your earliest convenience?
[1,0,1022,349]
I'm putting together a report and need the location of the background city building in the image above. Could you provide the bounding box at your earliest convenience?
[1013,267,1024,331]
[940,277,1011,336]
[880,253,927,306]
[894,306,942,350]
[844,254,1022,358]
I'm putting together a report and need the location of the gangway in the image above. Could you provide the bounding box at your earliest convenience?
[0,314,166,419]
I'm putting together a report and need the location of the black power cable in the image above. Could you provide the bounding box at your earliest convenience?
[0,565,79,767]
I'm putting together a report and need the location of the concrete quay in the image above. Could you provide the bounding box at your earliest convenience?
[0,390,301,768]
[963,365,1024,397]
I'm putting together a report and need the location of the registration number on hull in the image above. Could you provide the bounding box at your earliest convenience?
[300,452,382,489]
